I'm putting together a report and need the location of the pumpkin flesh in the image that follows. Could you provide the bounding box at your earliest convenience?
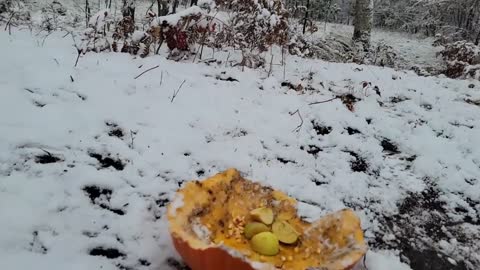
[167,168,367,270]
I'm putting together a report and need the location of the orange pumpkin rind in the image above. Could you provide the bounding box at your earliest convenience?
[167,168,368,270]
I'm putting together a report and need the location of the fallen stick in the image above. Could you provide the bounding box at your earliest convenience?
[308,97,339,106]
[134,65,160,79]
[289,109,303,133]
[171,80,187,103]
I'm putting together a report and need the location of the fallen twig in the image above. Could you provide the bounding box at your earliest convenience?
[129,130,136,149]
[41,31,54,46]
[363,254,369,270]
[5,12,15,34]
[40,148,53,157]
[53,58,60,66]
[134,65,160,79]
[308,97,339,106]
[289,109,303,133]
[225,52,231,68]
[282,46,286,80]
[267,48,274,77]
[159,71,164,86]
[62,31,79,66]
[70,75,75,82]
[171,80,186,103]
[74,48,82,67]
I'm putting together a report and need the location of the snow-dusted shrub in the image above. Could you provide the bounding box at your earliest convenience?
[439,41,480,63]
[288,34,402,69]
[78,9,113,54]
[288,34,353,63]
[73,0,289,65]
[38,1,85,32]
[214,0,289,67]
[75,4,212,59]
[0,0,12,14]
[411,65,442,77]
[465,64,480,80]
[112,15,136,52]
[432,25,472,47]
[0,0,31,29]
[438,41,480,79]
[115,6,212,59]
[371,42,397,68]
[147,6,206,59]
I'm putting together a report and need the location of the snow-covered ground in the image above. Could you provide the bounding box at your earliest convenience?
[301,21,444,70]
[0,30,479,270]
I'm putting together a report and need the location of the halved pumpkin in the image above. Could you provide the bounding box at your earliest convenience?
[167,168,367,270]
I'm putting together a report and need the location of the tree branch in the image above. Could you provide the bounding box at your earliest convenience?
[171,80,186,103]
[289,109,303,133]
[308,97,339,106]
[134,65,160,79]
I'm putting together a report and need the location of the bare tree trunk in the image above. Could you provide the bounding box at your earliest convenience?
[302,0,310,34]
[122,0,136,21]
[190,0,198,6]
[294,1,298,17]
[157,0,169,16]
[171,0,179,14]
[353,0,373,49]
[85,0,91,27]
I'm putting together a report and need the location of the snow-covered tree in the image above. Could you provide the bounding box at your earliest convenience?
[372,0,480,44]
[352,0,373,49]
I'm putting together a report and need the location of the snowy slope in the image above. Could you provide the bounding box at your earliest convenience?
[0,31,479,270]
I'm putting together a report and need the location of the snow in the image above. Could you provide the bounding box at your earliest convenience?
[88,9,110,29]
[198,0,216,9]
[0,29,479,270]
[132,31,146,43]
[152,6,203,26]
[364,250,412,270]
[168,193,184,217]
[191,221,210,243]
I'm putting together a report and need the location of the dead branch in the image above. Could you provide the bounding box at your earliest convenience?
[129,130,136,149]
[171,80,187,103]
[66,32,85,67]
[5,12,15,33]
[308,97,339,106]
[289,109,303,133]
[74,48,82,67]
[70,75,75,82]
[41,30,54,46]
[40,148,53,157]
[282,46,286,80]
[225,52,231,68]
[134,65,160,79]
[267,48,274,77]
[362,254,369,270]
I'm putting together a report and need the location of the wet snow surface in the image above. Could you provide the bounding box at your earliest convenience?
[0,31,479,270]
